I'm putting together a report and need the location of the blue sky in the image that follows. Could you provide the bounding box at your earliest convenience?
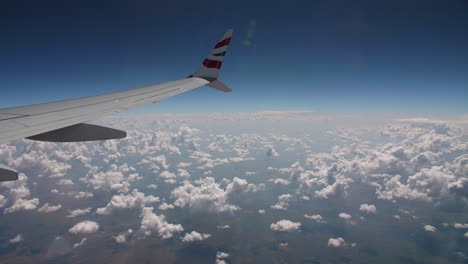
[0,0,467,115]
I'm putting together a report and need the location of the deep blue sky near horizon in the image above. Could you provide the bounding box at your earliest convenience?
[0,0,467,115]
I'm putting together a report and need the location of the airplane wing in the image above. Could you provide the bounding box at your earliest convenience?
[0,29,234,181]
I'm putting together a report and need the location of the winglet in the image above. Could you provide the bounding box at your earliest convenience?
[190,29,233,92]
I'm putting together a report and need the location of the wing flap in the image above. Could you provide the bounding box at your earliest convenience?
[27,123,126,142]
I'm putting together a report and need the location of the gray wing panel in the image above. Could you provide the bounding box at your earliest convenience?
[0,77,209,144]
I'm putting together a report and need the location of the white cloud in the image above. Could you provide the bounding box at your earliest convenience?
[328,237,345,247]
[10,150,71,178]
[38,203,62,213]
[9,234,23,244]
[315,181,350,199]
[73,238,87,248]
[82,164,139,193]
[454,223,468,229]
[271,178,290,185]
[359,204,377,214]
[4,198,39,214]
[270,220,301,232]
[271,194,293,210]
[424,225,437,232]
[67,207,92,218]
[171,177,243,213]
[139,207,183,239]
[180,231,211,243]
[115,229,133,244]
[1,173,41,214]
[147,184,158,189]
[258,209,266,214]
[69,191,94,200]
[304,214,326,224]
[159,171,176,180]
[69,220,99,235]
[96,189,159,215]
[338,213,352,220]
[216,251,230,259]
[158,203,174,211]
[115,233,126,244]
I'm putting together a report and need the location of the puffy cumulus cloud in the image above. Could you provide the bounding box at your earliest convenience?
[38,203,62,213]
[73,238,87,248]
[96,189,159,215]
[424,225,437,232]
[159,171,176,181]
[178,162,192,168]
[270,220,301,232]
[454,223,468,229]
[271,194,293,211]
[296,122,467,205]
[226,177,262,196]
[139,207,183,239]
[81,163,140,193]
[359,204,377,214]
[216,251,230,264]
[270,178,290,185]
[465,232,468,238]
[67,207,92,218]
[216,251,230,259]
[338,213,352,220]
[1,173,39,212]
[138,155,169,174]
[69,191,94,200]
[207,142,224,153]
[258,209,266,214]
[0,145,16,163]
[180,231,211,243]
[159,169,190,184]
[147,184,158,190]
[304,214,326,224]
[376,175,430,202]
[328,237,345,248]
[377,166,459,203]
[171,177,256,213]
[4,198,40,214]
[158,203,174,211]
[277,162,304,181]
[69,220,99,235]
[9,234,23,244]
[315,180,351,199]
[10,150,71,178]
[115,229,133,244]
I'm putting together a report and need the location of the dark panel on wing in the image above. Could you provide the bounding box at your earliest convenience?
[27,123,126,142]
[0,165,18,182]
